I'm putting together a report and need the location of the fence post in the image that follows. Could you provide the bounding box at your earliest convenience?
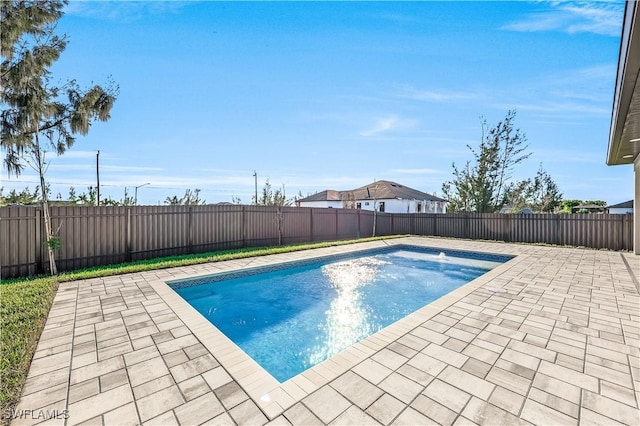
[242,205,247,248]
[391,214,395,236]
[622,214,629,251]
[434,214,438,236]
[309,208,314,243]
[126,207,132,262]
[335,208,339,240]
[465,214,470,239]
[35,208,43,275]
[188,206,194,253]
[410,213,415,236]
[357,209,361,238]
[506,214,512,242]
[629,214,633,251]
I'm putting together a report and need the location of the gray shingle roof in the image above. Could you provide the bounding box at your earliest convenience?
[297,190,342,202]
[298,180,445,203]
[607,200,633,209]
[349,180,446,202]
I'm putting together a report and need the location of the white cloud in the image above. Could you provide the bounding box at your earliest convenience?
[502,2,623,37]
[360,115,400,137]
[359,115,417,137]
[496,101,609,117]
[55,150,104,159]
[64,1,191,22]
[49,164,164,172]
[397,87,479,103]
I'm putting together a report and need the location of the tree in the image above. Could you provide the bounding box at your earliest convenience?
[442,110,531,213]
[72,186,129,206]
[164,188,205,205]
[254,179,292,245]
[255,179,289,206]
[0,185,41,205]
[560,199,581,214]
[68,186,77,203]
[559,199,607,214]
[503,179,531,213]
[503,165,562,213]
[1,1,118,274]
[525,166,562,213]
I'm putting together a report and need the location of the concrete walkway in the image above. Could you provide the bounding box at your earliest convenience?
[11,237,640,425]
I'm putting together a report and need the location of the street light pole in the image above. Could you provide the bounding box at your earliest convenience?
[96,150,100,206]
[253,170,258,205]
[134,183,150,205]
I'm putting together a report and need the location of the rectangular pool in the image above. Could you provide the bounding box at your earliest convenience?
[170,246,511,382]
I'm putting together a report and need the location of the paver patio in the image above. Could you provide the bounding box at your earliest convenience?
[10,237,640,425]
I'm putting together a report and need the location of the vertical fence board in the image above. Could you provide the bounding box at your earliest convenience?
[311,208,337,242]
[336,209,358,240]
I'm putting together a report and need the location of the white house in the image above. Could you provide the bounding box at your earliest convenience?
[607,200,634,214]
[608,1,639,254]
[295,190,344,209]
[297,180,447,213]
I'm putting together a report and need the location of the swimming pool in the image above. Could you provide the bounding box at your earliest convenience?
[170,245,511,382]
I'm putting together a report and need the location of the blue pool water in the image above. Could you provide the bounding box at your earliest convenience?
[173,247,507,382]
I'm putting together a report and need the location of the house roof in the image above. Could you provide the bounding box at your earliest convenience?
[574,204,606,210]
[349,180,446,202]
[298,180,446,203]
[297,190,342,202]
[608,200,634,209]
[607,1,640,165]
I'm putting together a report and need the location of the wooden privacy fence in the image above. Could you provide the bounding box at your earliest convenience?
[0,205,634,278]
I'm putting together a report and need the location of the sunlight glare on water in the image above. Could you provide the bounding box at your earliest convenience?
[308,258,388,365]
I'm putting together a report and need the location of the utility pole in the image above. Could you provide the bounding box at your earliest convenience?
[253,170,258,205]
[96,150,100,206]
[135,182,151,205]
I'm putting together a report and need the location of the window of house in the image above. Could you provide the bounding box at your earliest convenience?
[379,202,385,212]
[417,203,422,213]
[356,202,361,209]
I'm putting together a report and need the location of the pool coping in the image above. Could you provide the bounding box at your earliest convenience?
[147,238,529,418]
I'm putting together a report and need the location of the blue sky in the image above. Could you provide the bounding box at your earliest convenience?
[1,1,633,205]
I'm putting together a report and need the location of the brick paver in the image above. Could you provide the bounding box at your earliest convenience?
[10,237,640,425]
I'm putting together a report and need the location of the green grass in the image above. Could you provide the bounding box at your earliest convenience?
[0,235,406,416]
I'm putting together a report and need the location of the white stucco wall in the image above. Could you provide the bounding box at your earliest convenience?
[299,198,448,213]
[298,200,343,208]
[353,198,447,213]
[608,207,634,214]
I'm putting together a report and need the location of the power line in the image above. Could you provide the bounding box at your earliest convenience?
[1,179,123,187]
[1,179,247,194]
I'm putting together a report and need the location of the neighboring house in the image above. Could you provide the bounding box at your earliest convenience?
[297,180,447,213]
[607,200,634,214]
[608,1,639,254]
[571,204,607,214]
[499,205,533,214]
[295,190,344,209]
